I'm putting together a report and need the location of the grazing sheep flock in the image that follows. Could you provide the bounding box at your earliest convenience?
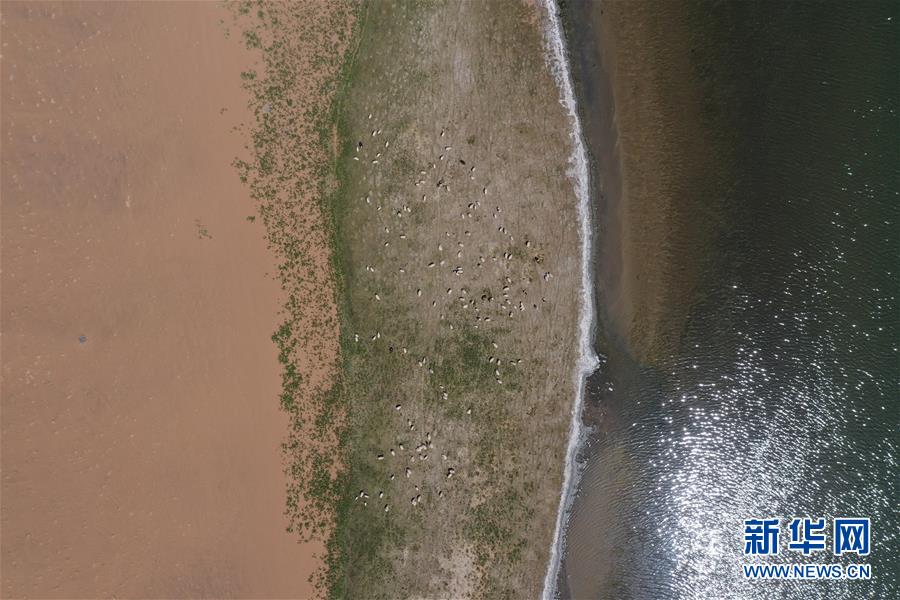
[330,1,583,597]
[347,117,561,515]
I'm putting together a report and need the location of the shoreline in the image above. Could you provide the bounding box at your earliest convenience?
[538,0,600,598]
[551,0,634,595]
[543,2,900,597]
[565,0,624,359]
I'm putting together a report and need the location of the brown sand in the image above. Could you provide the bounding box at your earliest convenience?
[1,2,321,597]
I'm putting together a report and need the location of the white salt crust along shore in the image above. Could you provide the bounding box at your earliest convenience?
[538,0,601,598]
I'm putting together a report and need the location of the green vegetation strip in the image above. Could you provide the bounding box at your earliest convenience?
[230,1,577,597]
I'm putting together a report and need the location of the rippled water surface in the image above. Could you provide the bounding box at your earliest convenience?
[559,2,898,598]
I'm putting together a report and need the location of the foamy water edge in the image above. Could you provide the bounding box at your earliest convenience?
[538,1,600,598]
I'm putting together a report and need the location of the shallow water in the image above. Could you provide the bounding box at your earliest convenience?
[559,1,899,598]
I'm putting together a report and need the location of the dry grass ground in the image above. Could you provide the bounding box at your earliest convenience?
[326,1,582,597]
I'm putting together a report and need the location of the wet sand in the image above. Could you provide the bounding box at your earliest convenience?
[2,2,321,597]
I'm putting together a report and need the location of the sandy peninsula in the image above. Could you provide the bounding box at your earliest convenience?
[318,1,584,597]
[226,0,587,597]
